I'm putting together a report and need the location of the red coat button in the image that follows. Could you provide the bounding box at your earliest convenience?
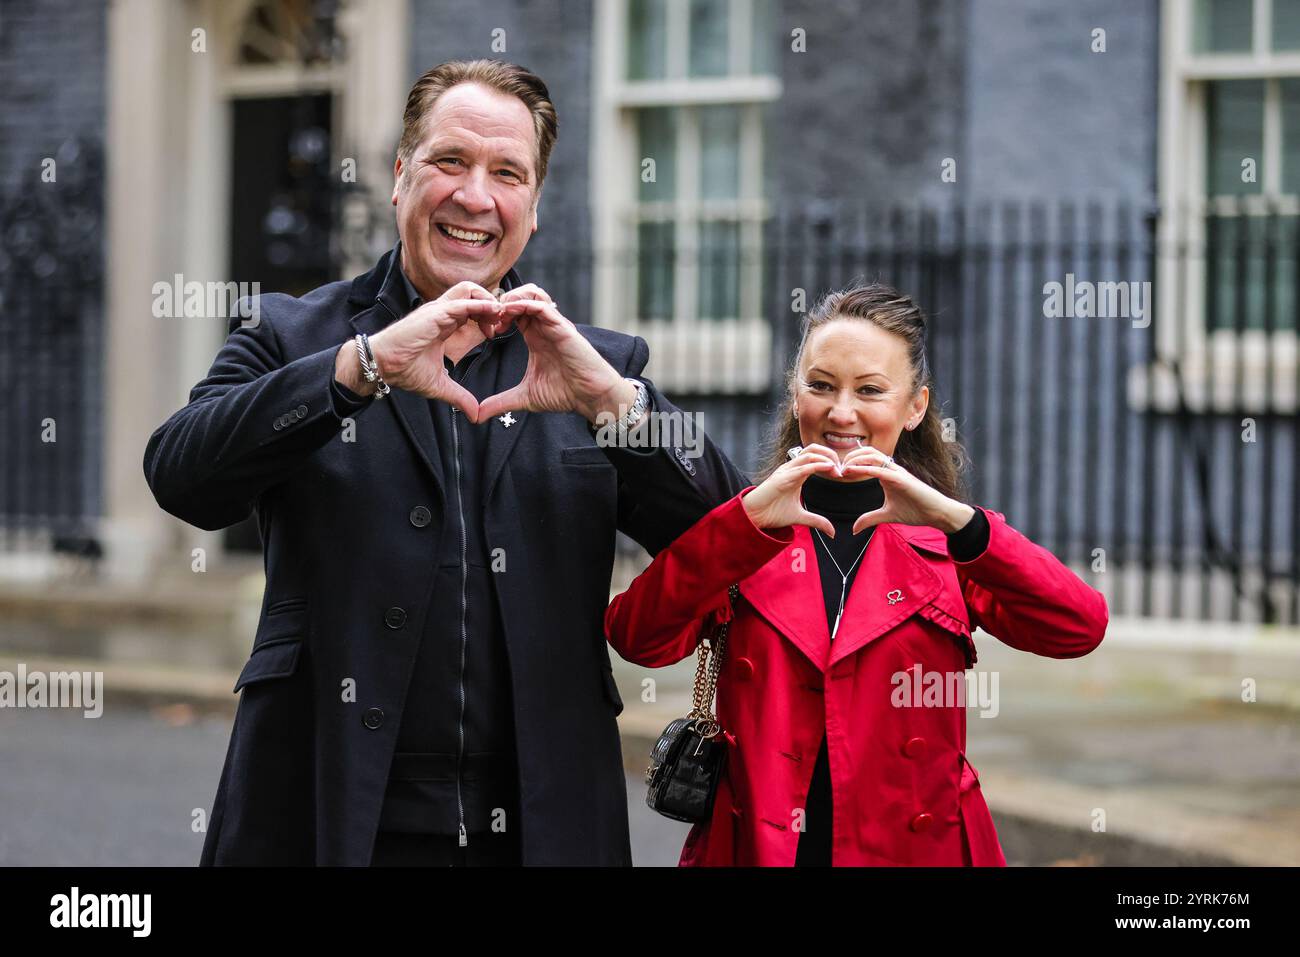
[735,656,754,680]
[909,812,934,833]
[903,736,927,758]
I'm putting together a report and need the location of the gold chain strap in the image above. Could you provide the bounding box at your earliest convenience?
[687,584,739,739]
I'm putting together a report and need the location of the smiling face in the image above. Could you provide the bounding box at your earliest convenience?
[795,318,929,479]
[392,81,540,300]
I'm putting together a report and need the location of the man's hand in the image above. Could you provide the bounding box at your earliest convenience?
[352,281,508,420]
[476,290,633,424]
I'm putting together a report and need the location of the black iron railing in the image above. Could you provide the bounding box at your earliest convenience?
[0,137,104,554]
[3,192,1297,624]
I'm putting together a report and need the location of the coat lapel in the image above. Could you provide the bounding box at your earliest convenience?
[739,527,831,671]
[482,327,530,505]
[827,522,944,668]
[890,522,973,629]
[348,253,446,502]
[739,522,945,672]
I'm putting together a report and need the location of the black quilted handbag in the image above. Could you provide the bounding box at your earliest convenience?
[645,585,739,823]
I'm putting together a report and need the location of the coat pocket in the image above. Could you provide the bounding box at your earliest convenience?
[233,640,302,693]
[233,606,309,692]
[561,444,614,468]
[957,753,1006,866]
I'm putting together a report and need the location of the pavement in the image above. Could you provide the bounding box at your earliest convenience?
[0,703,694,867]
[2,559,1299,866]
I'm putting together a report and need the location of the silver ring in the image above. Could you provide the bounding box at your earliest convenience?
[884,455,895,467]
[787,446,803,460]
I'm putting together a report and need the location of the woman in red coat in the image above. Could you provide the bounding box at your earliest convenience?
[605,283,1108,867]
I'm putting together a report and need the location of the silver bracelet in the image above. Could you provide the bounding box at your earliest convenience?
[353,333,389,399]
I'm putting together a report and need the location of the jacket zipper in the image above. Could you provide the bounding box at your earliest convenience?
[450,404,470,847]
[449,343,493,849]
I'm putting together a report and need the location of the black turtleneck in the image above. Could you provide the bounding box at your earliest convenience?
[801,474,886,636]
[793,472,990,866]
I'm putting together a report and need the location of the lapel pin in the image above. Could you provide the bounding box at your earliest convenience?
[887,588,904,605]
[498,412,517,428]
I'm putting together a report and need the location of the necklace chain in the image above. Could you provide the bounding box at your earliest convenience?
[812,527,870,641]
[812,527,869,582]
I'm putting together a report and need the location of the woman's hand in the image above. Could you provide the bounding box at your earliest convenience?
[837,445,975,534]
[742,444,841,535]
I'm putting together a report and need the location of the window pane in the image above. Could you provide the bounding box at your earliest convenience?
[761,102,775,200]
[637,221,676,320]
[699,105,741,200]
[637,107,678,202]
[698,221,741,319]
[1279,216,1298,332]
[1206,80,1264,196]
[1206,213,1298,331]
[751,0,777,75]
[1193,0,1253,52]
[1284,79,1300,195]
[628,0,667,80]
[689,0,729,77]
[1206,214,1254,329]
[1274,0,1300,50]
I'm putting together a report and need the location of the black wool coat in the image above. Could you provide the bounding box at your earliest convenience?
[142,247,747,865]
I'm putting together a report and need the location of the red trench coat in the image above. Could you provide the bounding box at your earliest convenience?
[605,487,1108,866]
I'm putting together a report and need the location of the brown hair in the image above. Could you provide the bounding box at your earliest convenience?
[758,282,969,501]
[397,59,559,186]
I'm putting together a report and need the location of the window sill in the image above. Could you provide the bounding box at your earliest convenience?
[630,317,772,394]
[1127,345,1298,414]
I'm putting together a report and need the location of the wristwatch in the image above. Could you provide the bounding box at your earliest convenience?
[614,377,649,437]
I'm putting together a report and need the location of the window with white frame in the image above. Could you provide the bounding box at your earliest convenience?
[1145,0,1300,411]
[1194,0,1299,334]
[592,0,781,393]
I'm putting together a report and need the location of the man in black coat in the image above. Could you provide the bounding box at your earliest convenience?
[142,60,747,865]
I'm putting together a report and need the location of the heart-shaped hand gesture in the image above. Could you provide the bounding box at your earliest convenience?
[740,444,841,535]
[837,445,975,534]
[366,280,631,425]
[367,280,509,421]
[475,288,628,424]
